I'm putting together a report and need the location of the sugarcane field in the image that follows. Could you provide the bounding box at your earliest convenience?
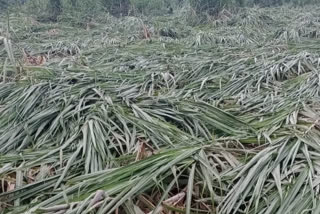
[0,0,320,213]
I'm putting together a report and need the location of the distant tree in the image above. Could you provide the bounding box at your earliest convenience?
[47,0,62,21]
[0,0,9,11]
[71,0,77,7]
[102,0,130,17]
[236,0,245,6]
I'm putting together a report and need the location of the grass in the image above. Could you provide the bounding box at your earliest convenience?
[1,3,320,214]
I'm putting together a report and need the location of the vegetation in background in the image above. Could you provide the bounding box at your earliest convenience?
[47,0,62,21]
[1,0,320,214]
[4,0,318,18]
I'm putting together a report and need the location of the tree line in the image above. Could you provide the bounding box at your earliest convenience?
[1,0,318,19]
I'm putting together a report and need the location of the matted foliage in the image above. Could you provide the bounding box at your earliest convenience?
[1,2,320,214]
